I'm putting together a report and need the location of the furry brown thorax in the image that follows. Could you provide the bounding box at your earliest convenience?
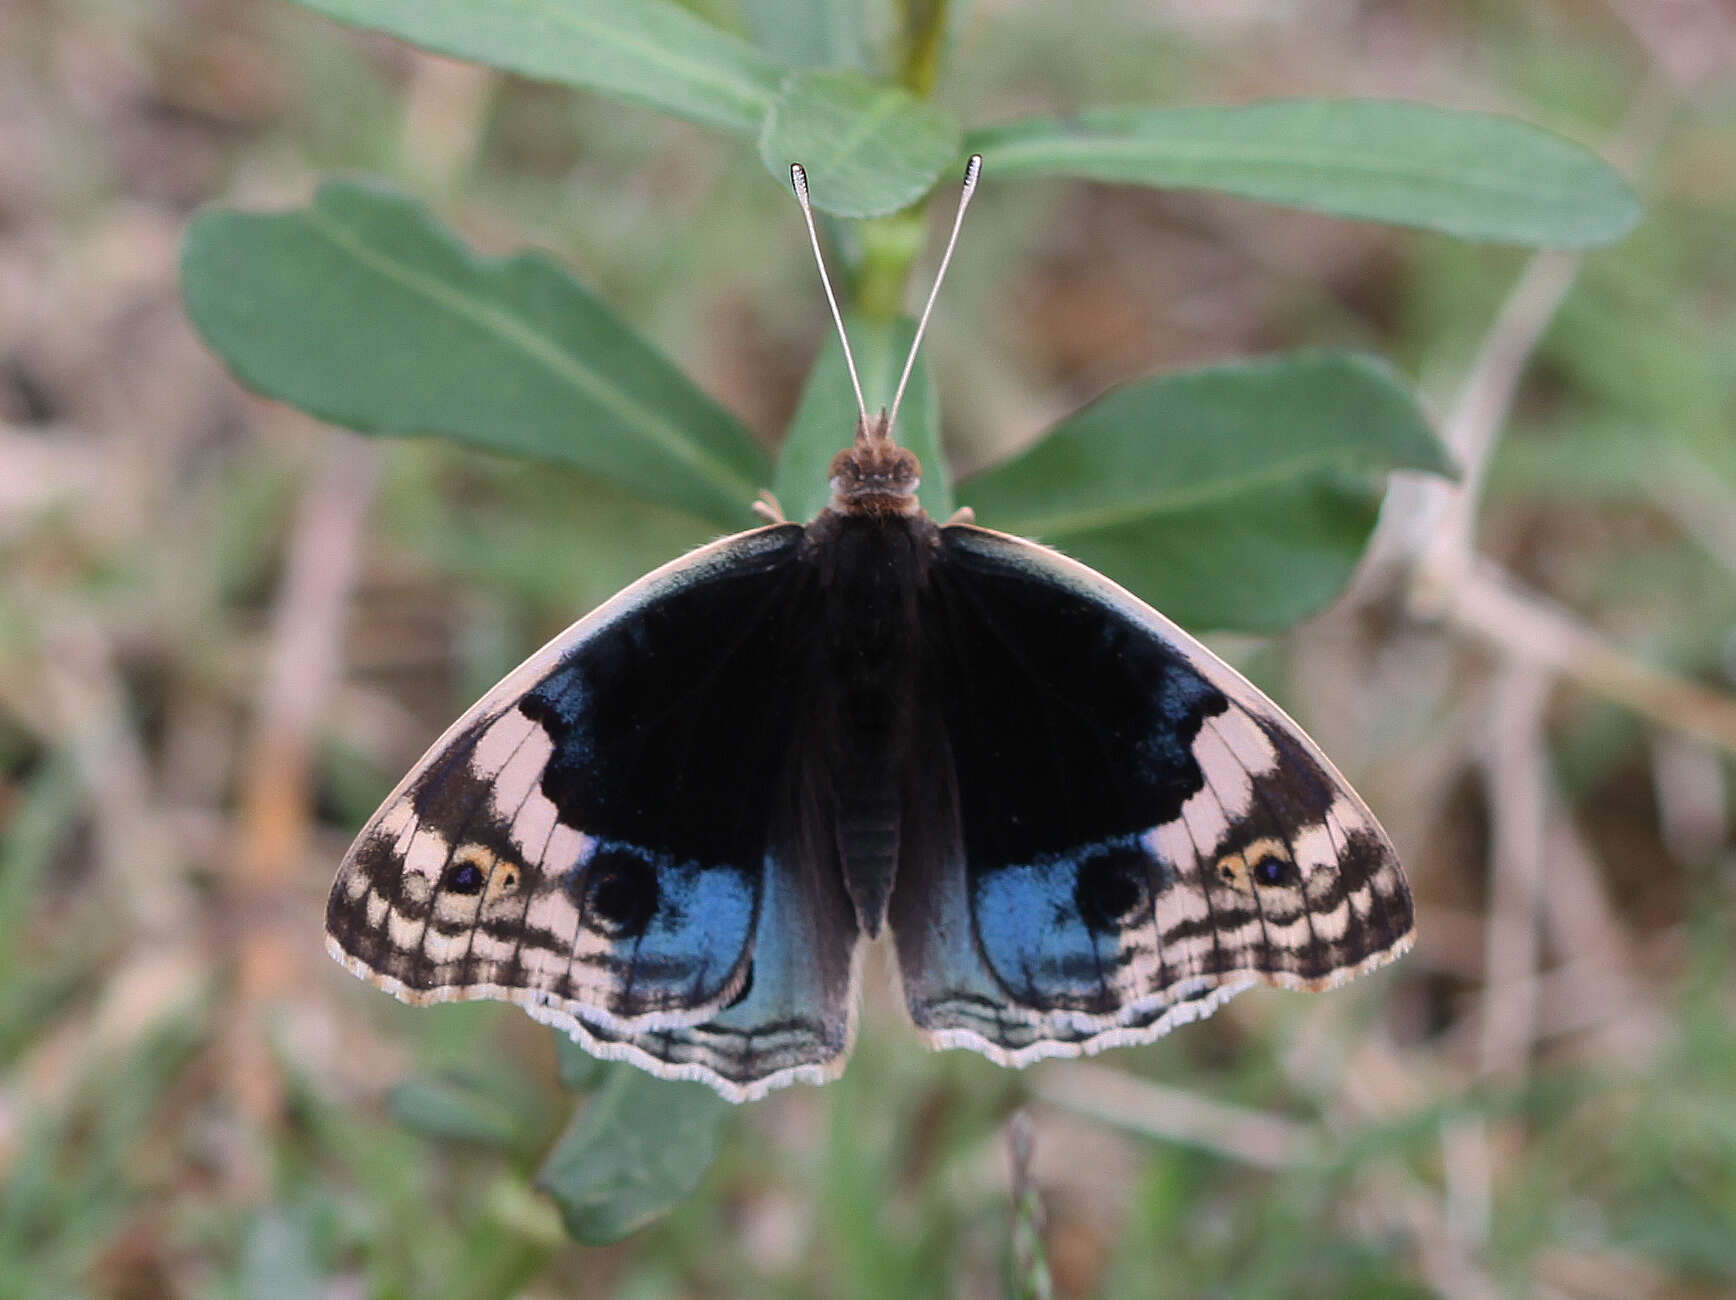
[827,410,921,516]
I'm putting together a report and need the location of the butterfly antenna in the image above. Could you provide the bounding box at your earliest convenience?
[791,163,868,427]
[887,153,981,438]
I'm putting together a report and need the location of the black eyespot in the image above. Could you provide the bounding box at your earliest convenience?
[1075,846,1153,934]
[443,861,486,895]
[1253,855,1295,887]
[574,848,659,939]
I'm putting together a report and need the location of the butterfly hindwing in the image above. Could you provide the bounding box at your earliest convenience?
[554,771,862,1100]
[327,524,865,1098]
[889,524,1413,1064]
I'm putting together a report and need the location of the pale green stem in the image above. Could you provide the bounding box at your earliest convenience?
[850,0,953,325]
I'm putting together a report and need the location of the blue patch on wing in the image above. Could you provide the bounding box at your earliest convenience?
[569,839,758,1012]
[558,838,862,1099]
[686,844,853,1047]
[971,835,1157,1012]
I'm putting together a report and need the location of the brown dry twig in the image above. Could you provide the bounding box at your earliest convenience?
[1379,72,1736,756]
[226,431,379,1149]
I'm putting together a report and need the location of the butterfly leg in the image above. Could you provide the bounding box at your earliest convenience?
[943,506,975,525]
[752,490,788,524]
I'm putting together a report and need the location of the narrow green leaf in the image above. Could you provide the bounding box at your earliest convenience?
[957,352,1453,630]
[183,181,769,529]
[536,1067,732,1245]
[740,0,864,69]
[969,100,1641,248]
[775,313,952,523]
[294,0,783,136]
[761,69,961,218]
[388,1072,539,1152]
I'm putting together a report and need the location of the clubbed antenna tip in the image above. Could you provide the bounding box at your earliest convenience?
[791,162,867,425]
[788,155,983,442]
[887,154,982,436]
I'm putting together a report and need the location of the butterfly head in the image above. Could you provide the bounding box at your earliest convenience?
[828,408,921,515]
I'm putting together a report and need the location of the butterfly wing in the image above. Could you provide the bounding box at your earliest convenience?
[327,524,862,1100]
[889,524,1414,1065]
[556,763,862,1100]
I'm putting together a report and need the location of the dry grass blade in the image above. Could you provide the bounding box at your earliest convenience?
[1445,562,1736,754]
[227,432,379,1150]
[1031,1062,1316,1170]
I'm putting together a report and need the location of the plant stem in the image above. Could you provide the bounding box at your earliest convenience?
[854,207,927,324]
[850,0,953,324]
[895,0,951,98]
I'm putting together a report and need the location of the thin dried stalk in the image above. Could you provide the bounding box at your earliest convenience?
[1032,1062,1315,1170]
[1476,661,1553,1080]
[227,432,379,1143]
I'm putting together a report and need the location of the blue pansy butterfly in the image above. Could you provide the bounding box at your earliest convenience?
[327,158,1414,1102]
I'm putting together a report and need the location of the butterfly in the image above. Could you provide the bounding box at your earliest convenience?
[326,156,1414,1103]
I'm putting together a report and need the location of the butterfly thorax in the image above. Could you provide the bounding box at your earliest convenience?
[827,410,921,517]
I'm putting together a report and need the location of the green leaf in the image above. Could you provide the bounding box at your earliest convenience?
[553,1033,606,1093]
[388,1071,540,1153]
[774,314,952,523]
[740,0,864,69]
[293,0,783,136]
[536,1067,733,1244]
[968,100,1641,248]
[183,181,769,529]
[760,69,961,217]
[1038,475,1392,632]
[957,352,1453,630]
[962,353,1452,534]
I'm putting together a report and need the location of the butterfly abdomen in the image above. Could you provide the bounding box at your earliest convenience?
[805,508,939,935]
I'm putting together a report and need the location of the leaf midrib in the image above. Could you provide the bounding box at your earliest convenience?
[305,202,761,509]
[980,448,1386,536]
[814,84,921,180]
[320,0,778,132]
[976,131,1602,209]
[504,0,776,122]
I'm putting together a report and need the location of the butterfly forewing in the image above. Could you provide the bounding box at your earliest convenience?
[888,524,1413,1065]
[327,525,867,1096]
